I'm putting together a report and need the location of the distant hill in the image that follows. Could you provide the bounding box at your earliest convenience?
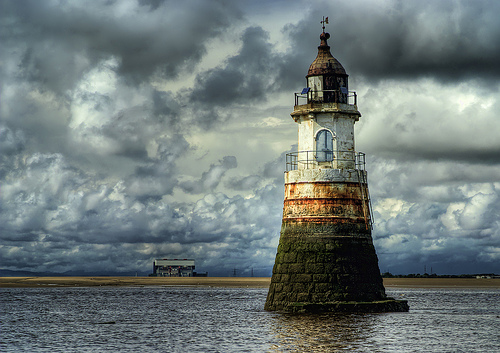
[0,269,62,277]
[381,272,499,278]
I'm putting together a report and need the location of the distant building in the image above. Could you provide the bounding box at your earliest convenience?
[153,259,195,277]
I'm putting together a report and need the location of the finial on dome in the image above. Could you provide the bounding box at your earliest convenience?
[320,31,330,46]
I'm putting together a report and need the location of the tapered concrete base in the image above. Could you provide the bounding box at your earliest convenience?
[265,221,409,313]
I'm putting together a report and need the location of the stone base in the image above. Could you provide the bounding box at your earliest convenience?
[264,220,410,313]
[282,298,409,313]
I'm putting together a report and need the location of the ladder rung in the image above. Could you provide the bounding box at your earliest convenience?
[357,169,373,230]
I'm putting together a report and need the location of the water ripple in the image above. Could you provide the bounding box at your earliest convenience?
[1,287,499,352]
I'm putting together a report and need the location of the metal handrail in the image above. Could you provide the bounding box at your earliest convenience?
[286,150,366,172]
[294,90,357,106]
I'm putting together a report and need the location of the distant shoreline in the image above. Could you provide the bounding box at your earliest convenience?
[383,277,500,288]
[1,277,500,288]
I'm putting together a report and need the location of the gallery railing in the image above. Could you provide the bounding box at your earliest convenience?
[294,89,358,106]
[286,150,366,172]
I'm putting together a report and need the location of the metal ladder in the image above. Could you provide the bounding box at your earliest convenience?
[356,169,374,230]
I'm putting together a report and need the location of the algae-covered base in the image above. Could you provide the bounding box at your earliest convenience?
[280,298,409,313]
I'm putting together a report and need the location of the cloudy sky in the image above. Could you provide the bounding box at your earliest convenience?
[2,0,500,276]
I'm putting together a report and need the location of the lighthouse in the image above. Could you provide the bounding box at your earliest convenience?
[265,22,408,313]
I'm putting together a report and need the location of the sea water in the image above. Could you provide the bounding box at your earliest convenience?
[1,286,499,352]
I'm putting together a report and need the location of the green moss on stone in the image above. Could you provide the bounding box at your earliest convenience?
[312,273,329,282]
[266,218,395,312]
[291,274,312,283]
[288,263,304,274]
[283,252,297,263]
[315,282,331,293]
[293,283,307,292]
[280,274,290,283]
[305,263,325,274]
[276,264,287,274]
[296,292,310,302]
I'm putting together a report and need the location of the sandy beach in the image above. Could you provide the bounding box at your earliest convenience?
[1,276,499,288]
[0,276,271,288]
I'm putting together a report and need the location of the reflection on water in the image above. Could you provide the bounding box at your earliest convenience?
[266,288,500,352]
[269,313,380,352]
[381,288,500,353]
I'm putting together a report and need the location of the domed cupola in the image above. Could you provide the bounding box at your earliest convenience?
[306,31,349,103]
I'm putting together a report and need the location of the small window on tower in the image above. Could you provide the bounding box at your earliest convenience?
[316,129,334,162]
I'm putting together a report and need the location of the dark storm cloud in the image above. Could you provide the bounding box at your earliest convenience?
[125,134,190,199]
[367,155,500,274]
[0,150,282,275]
[183,183,283,275]
[373,192,500,275]
[224,149,288,191]
[0,125,25,155]
[152,90,182,125]
[180,156,238,194]
[355,79,500,166]
[1,148,184,252]
[0,0,268,275]
[189,26,284,107]
[380,145,500,165]
[0,125,25,178]
[2,0,500,277]
[2,0,242,90]
[0,0,240,166]
[184,21,303,128]
[0,153,86,239]
[285,0,500,83]
[225,175,263,191]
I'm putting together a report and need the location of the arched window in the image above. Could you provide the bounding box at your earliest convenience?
[316,129,334,162]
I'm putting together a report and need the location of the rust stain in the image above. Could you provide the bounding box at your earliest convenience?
[283,181,370,226]
[282,217,366,224]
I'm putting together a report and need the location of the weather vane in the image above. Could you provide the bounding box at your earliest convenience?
[321,16,329,33]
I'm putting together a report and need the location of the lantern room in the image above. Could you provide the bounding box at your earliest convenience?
[306,31,349,104]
